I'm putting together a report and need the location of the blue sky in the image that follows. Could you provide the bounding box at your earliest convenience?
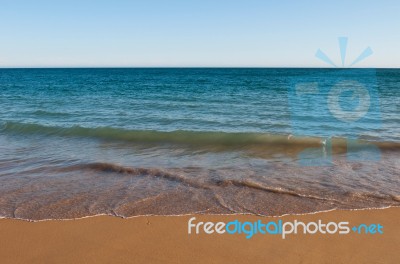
[0,0,399,67]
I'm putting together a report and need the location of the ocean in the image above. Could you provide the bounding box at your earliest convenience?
[0,68,399,220]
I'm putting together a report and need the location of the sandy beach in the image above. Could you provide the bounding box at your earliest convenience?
[1,207,399,264]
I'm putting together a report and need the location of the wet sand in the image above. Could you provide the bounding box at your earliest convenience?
[0,208,399,264]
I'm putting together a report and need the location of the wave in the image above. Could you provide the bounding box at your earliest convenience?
[77,162,400,204]
[63,162,208,189]
[61,162,341,202]
[3,161,398,220]
[1,121,399,151]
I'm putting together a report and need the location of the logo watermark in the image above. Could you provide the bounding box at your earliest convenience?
[288,37,381,166]
[188,217,384,239]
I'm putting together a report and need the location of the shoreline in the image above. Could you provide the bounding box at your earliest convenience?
[1,205,398,222]
[1,207,399,263]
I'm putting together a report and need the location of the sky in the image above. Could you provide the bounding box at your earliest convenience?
[0,0,399,68]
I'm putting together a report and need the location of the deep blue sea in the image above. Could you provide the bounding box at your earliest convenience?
[0,68,399,220]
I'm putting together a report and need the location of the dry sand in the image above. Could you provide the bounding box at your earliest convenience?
[0,208,399,264]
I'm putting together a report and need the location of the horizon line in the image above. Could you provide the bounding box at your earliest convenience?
[1,66,399,69]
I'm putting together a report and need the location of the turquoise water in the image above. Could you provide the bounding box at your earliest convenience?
[1,68,399,140]
[0,68,399,220]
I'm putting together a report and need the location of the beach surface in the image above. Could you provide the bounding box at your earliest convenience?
[0,207,399,264]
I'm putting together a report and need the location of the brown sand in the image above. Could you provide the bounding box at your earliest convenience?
[0,208,399,264]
